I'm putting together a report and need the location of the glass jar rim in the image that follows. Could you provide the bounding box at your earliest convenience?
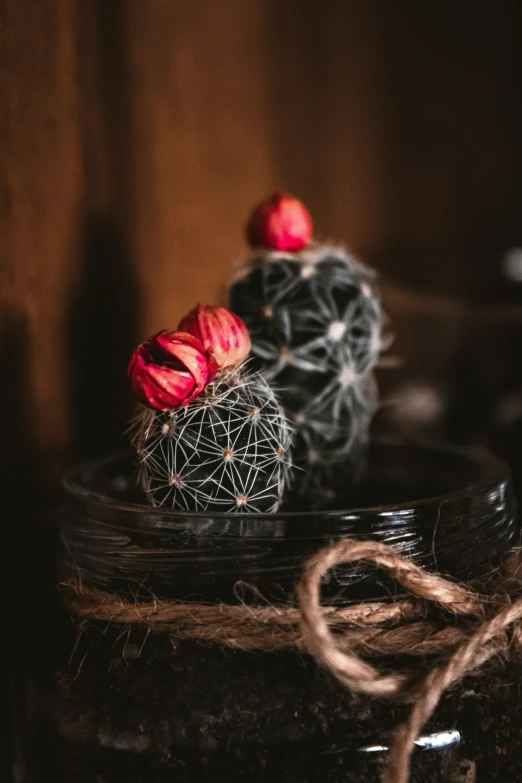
[62,436,510,520]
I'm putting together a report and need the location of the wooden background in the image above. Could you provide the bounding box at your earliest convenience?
[2,0,522,472]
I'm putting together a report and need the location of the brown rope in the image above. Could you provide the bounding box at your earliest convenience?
[62,538,522,783]
[297,540,522,783]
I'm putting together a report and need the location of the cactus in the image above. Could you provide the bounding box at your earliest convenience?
[229,195,382,505]
[131,366,293,513]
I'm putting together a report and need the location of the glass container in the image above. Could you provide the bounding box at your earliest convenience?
[30,440,519,783]
[378,281,522,500]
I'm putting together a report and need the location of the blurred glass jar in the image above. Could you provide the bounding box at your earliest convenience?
[378,276,522,498]
[26,441,518,782]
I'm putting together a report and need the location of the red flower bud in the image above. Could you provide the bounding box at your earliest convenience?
[246,192,312,252]
[178,304,251,369]
[128,331,217,410]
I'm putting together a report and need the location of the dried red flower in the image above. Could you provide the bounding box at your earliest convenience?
[128,330,217,410]
[178,304,251,369]
[246,192,312,252]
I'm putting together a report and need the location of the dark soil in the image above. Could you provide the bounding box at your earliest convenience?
[31,624,522,783]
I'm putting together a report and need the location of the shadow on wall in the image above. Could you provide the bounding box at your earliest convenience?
[68,215,140,459]
[0,310,34,477]
[68,0,140,459]
[1,309,45,783]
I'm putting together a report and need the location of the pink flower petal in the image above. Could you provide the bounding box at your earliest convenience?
[158,331,210,394]
[128,334,208,410]
[143,364,196,409]
[179,305,250,369]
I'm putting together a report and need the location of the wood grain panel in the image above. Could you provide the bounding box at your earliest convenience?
[125,0,278,336]
[1,0,521,466]
[264,1,388,253]
[1,0,81,466]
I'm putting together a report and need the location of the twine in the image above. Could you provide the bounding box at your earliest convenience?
[62,538,522,783]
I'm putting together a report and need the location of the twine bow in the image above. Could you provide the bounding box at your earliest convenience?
[298,539,522,783]
[63,538,522,783]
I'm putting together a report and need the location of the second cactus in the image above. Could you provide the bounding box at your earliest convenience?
[229,193,383,506]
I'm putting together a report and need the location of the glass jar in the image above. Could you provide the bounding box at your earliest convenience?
[31,440,518,783]
[378,281,522,500]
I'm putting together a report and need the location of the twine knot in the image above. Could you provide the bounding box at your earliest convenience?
[62,538,522,783]
[298,539,522,783]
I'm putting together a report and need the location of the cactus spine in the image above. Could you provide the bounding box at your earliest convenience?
[133,367,293,513]
[229,241,382,506]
